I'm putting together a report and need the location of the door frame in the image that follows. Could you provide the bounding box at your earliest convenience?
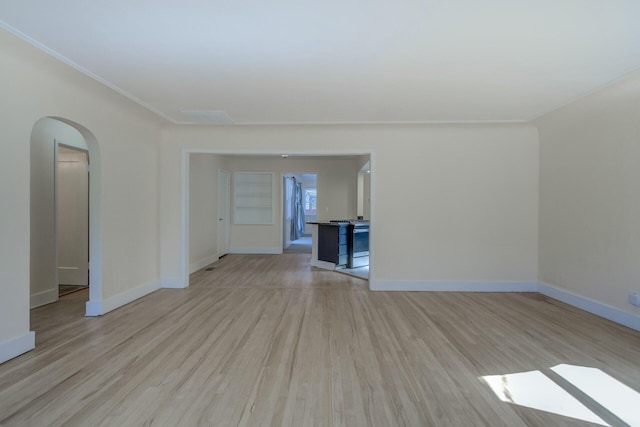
[217,169,231,257]
[55,142,90,290]
[281,173,317,251]
[179,149,376,289]
[30,116,103,317]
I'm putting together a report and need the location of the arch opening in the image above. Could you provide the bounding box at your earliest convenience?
[30,117,103,317]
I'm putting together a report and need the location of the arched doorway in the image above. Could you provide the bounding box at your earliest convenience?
[30,117,103,316]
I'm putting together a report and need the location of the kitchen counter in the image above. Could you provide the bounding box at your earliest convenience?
[306,220,369,226]
[307,220,369,270]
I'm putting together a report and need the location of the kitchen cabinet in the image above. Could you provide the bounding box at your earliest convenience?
[317,224,348,266]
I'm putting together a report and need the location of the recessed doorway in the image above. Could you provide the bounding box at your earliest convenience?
[56,145,89,297]
[30,117,103,316]
[283,173,316,254]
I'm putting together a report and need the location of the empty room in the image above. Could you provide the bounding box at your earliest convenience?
[1,1,639,426]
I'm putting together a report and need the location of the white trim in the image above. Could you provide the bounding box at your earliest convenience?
[30,288,58,308]
[182,148,375,156]
[311,259,337,271]
[0,21,175,124]
[172,119,528,126]
[538,281,640,332]
[368,152,375,289]
[529,68,640,122]
[217,169,231,257]
[44,118,104,320]
[189,254,219,274]
[371,280,538,292]
[230,247,282,254]
[0,332,35,364]
[161,277,187,289]
[85,300,103,317]
[1,20,533,126]
[85,279,161,317]
[181,151,190,288]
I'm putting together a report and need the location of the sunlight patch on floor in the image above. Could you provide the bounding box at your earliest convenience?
[552,364,640,426]
[481,370,608,426]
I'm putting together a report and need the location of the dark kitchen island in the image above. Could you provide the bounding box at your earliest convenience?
[307,220,369,270]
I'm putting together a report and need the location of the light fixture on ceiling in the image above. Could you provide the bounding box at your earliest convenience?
[281,154,288,159]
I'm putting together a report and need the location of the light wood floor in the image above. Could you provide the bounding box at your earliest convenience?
[2,254,640,426]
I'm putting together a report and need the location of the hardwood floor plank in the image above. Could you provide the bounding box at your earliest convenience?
[1,254,639,426]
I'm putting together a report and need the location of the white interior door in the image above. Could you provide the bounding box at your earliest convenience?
[217,169,231,256]
[57,146,89,286]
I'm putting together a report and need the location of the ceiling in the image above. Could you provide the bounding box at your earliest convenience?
[2,1,639,125]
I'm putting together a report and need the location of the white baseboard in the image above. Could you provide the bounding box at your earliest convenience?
[189,254,219,274]
[161,277,187,289]
[85,279,161,317]
[538,281,640,332]
[230,247,282,255]
[85,300,103,317]
[0,332,35,364]
[30,288,58,308]
[371,280,538,292]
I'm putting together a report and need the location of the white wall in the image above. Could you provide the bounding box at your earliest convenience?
[535,71,640,319]
[0,29,164,362]
[6,9,638,363]
[160,125,539,289]
[356,155,372,221]
[189,154,225,273]
[363,172,371,220]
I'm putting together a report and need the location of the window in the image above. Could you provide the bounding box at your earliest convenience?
[304,188,316,215]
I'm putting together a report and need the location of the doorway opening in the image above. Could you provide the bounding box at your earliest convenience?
[283,173,316,254]
[181,151,374,289]
[30,117,103,317]
[56,144,89,297]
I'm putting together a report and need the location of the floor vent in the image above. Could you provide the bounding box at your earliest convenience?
[205,267,216,271]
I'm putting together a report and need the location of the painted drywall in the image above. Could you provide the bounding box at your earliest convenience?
[535,71,640,317]
[363,172,371,221]
[160,124,539,288]
[0,29,164,361]
[225,156,358,252]
[356,156,372,221]
[189,154,225,273]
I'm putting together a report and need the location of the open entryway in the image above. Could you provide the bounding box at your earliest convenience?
[182,152,374,289]
[283,173,316,254]
[30,117,103,316]
[56,144,89,297]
